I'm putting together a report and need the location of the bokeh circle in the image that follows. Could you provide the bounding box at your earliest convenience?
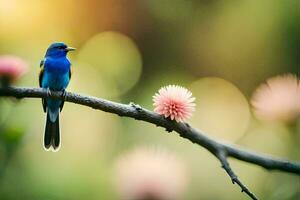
[190,77,251,142]
[77,31,142,97]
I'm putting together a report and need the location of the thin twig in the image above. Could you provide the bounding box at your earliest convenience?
[1,87,300,199]
[217,151,258,200]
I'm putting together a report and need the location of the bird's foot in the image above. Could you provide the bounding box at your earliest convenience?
[46,88,52,97]
[61,89,67,100]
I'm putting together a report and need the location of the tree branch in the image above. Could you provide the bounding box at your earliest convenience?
[217,151,258,200]
[1,87,300,199]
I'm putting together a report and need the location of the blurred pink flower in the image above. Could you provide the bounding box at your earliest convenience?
[153,85,195,122]
[113,147,188,200]
[0,55,28,85]
[251,74,300,122]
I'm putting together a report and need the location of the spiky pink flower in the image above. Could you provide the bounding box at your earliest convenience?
[251,74,300,122]
[153,85,195,122]
[113,147,188,200]
[0,55,28,85]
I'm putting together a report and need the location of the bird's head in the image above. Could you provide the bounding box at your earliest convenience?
[45,42,76,58]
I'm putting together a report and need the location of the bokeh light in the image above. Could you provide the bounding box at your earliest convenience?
[77,31,142,97]
[190,77,250,142]
[0,0,299,199]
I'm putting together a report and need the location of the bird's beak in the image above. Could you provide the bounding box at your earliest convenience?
[65,47,76,52]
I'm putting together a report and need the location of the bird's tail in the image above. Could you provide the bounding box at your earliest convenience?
[44,109,60,151]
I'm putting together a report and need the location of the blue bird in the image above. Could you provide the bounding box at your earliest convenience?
[39,42,75,151]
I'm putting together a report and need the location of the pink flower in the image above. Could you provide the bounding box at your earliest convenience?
[251,74,300,122]
[153,85,195,122]
[0,55,28,85]
[113,147,188,200]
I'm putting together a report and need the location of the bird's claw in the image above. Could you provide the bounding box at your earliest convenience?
[61,89,67,100]
[46,88,52,97]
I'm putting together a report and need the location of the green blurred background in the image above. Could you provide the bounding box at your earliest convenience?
[0,0,300,199]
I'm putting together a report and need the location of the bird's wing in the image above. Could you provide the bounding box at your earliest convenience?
[60,67,72,111]
[39,60,44,87]
[39,59,47,112]
[40,59,44,68]
[69,66,72,80]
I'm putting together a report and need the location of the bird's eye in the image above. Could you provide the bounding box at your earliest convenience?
[57,46,64,49]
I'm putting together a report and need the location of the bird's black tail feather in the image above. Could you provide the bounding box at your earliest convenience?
[44,111,60,151]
